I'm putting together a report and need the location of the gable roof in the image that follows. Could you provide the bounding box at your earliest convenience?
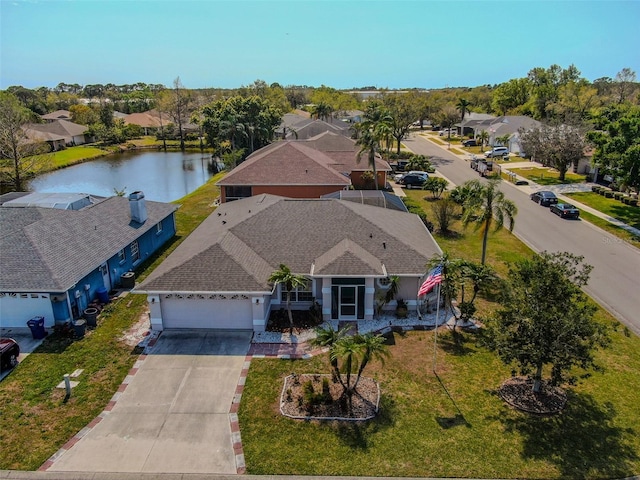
[123,112,165,128]
[217,142,351,187]
[0,196,177,292]
[138,195,441,293]
[26,119,87,137]
[41,110,71,121]
[285,119,352,140]
[488,116,542,135]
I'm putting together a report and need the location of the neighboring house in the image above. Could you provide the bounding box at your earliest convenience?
[22,128,65,151]
[216,141,351,202]
[41,110,71,122]
[337,109,364,123]
[460,115,542,156]
[0,192,177,328]
[123,112,166,135]
[216,134,391,202]
[278,117,353,140]
[457,112,496,136]
[137,194,441,332]
[25,120,91,148]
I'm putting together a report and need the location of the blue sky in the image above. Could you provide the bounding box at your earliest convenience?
[1,0,639,90]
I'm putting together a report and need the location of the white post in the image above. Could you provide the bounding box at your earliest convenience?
[432,283,441,373]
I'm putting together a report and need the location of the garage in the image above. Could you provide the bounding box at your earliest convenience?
[160,294,254,330]
[0,292,55,328]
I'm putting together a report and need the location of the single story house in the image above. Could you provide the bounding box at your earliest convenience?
[41,110,72,122]
[0,192,177,328]
[137,194,442,332]
[459,115,542,155]
[123,112,167,135]
[25,119,91,147]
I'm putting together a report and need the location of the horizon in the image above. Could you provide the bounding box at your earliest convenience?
[1,0,639,91]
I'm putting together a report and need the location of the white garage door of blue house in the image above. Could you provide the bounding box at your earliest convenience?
[0,293,55,328]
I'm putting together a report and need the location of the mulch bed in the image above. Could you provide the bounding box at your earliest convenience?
[498,376,567,415]
[280,373,379,421]
[267,309,323,332]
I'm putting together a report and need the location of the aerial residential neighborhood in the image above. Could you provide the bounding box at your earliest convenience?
[1,1,640,479]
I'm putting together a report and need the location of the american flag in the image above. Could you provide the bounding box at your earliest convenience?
[418,265,443,296]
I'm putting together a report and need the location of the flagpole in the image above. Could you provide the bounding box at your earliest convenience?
[432,281,441,373]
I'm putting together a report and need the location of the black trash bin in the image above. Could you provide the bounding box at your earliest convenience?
[83,307,99,327]
[26,316,47,339]
[73,319,86,339]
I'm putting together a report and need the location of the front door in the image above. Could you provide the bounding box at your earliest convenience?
[339,286,357,320]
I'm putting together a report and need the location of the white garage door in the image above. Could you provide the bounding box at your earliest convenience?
[0,293,55,328]
[160,294,253,330]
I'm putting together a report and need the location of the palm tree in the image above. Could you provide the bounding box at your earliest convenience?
[268,264,308,329]
[456,98,471,122]
[311,102,333,122]
[310,324,350,381]
[355,103,393,190]
[461,179,518,264]
[477,129,489,150]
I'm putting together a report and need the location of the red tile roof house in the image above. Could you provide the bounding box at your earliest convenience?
[136,194,442,332]
[216,133,391,202]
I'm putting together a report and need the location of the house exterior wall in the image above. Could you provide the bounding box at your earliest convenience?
[221,185,347,203]
[350,171,387,189]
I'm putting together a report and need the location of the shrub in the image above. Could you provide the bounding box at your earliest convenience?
[591,185,602,193]
[614,192,625,200]
[629,199,638,207]
[604,191,615,198]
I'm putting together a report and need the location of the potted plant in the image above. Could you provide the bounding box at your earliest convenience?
[395,299,408,318]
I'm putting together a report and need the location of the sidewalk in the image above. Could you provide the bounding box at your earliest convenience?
[415,133,640,238]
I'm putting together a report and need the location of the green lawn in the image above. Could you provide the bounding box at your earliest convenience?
[509,166,587,185]
[0,173,224,471]
[565,191,640,231]
[239,189,640,479]
[48,146,110,169]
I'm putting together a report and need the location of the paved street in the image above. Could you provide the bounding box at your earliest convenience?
[403,133,640,336]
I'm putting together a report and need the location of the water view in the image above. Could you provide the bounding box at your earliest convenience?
[28,150,220,203]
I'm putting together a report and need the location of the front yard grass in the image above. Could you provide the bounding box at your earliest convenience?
[565,191,640,231]
[508,167,586,185]
[239,188,640,479]
[0,172,224,471]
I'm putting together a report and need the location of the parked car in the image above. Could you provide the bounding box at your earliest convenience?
[462,139,478,147]
[530,190,559,206]
[439,128,457,137]
[391,160,409,173]
[550,203,580,219]
[394,171,429,182]
[0,338,20,373]
[399,174,428,189]
[484,146,509,158]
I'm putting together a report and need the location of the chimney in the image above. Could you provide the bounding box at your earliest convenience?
[129,191,147,224]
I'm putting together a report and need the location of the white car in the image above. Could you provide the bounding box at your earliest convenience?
[394,171,429,182]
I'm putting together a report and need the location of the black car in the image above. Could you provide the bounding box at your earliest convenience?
[550,203,580,219]
[0,338,20,373]
[462,139,478,147]
[399,174,427,189]
[530,190,559,206]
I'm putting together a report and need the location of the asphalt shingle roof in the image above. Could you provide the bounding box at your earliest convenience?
[0,197,177,292]
[139,195,441,293]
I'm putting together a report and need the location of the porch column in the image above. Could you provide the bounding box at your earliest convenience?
[321,278,332,320]
[365,278,375,320]
[148,295,163,331]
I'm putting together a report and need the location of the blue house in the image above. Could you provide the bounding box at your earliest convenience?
[0,191,177,328]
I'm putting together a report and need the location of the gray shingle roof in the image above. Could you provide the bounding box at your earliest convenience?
[0,197,177,291]
[139,195,441,293]
[26,119,88,137]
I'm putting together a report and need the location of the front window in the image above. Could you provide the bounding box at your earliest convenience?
[225,185,252,202]
[118,249,126,263]
[281,280,313,302]
[156,222,163,234]
[130,240,140,262]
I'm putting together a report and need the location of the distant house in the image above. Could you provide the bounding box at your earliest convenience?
[216,133,391,202]
[41,110,71,122]
[459,115,542,156]
[0,192,177,328]
[276,114,353,140]
[137,194,441,332]
[123,112,166,135]
[25,120,91,148]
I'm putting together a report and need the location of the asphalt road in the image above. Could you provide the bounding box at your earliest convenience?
[403,134,640,336]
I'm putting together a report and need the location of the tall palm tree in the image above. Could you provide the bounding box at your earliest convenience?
[461,179,518,264]
[477,129,489,149]
[355,103,393,190]
[456,98,471,122]
[311,102,333,122]
[268,264,308,329]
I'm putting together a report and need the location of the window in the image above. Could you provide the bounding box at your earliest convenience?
[118,249,126,263]
[130,240,140,262]
[281,280,313,302]
[156,222,163,234]
[225,186,251,202]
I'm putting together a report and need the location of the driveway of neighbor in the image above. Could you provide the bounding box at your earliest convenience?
[47,330,252,474]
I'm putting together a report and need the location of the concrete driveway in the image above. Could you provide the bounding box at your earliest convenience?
[47,330,252,474]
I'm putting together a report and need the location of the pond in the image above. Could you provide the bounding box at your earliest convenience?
[27,150,221,202]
